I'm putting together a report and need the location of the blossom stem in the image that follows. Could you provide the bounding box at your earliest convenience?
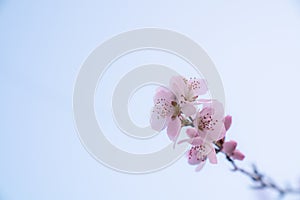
[183,117,194,127]
[223,152,300,198]
[181,116,300,198]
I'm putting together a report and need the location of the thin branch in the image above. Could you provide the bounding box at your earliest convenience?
[180,115,300,198]
[223,153,300,198]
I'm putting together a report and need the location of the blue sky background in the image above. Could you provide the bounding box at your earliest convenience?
[1,1,300,199]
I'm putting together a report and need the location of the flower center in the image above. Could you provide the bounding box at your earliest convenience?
[198,113,218,131]
[153,98,173,119]
[188,145,209,162]
[171,101,181,119]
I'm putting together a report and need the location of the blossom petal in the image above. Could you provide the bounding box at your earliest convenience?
[188,78,208,96]
[150,87,175,131]
[232,150,245,160]
[189,137,204,146]
[181,103,196,116]
[150,111,168,131]
[208,100,224,119]
[224,115,232,131]
[153,86,175,103]
[167,117,181,141]
[194,99,213,105]
[197,100,225,142]
[222,140,237,155]
[198,124,226,143]
[216,126,226,141]
[186,128,198,138]
[178,135,204,146]
[187,147,202,165]
[169,76,186,101]
[201,100,224,117]
[207,148,217,164]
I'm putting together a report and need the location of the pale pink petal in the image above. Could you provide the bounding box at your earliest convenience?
[193,106,213,128]
[224,115,232,131]
[167,117,181,141]
[150,88,175,131]
[194,99,213,105]
[181,103,196,116]
[232,150,245,160]
[189,137,204,146]
[207,147,218,164]
[169,76,186,100]
[153,86,175,103]
[196,100,225,142]
[222,140,237,155]
[178,137,203,146]
[199,106,214,117]
[187,147,201,165]
[188,78,208,96]
[150,111,168,131]
[201,100,224,117]
[195,161,206,171]
[200,124,226,143]
[215,125,226,141]
[186,128,198,138]
[208,100,224,119]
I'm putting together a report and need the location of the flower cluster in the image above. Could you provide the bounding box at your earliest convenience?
[150,75,245,171]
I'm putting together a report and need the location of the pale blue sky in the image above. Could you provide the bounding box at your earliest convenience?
[1,1,300,200]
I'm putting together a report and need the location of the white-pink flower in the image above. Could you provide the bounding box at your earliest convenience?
[150,75,246,173]
[183,127,219,170]
[178,100,226,170]
[181,100,226,145]
[150,76,208,142]
[187,142,218,171]
[170,76,208,106]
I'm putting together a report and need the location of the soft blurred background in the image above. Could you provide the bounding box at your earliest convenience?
[1,0,300,199]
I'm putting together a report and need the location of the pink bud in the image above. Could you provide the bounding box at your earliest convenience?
[224,115,232,131]
[222,140,237,155]
[232,150,245,160]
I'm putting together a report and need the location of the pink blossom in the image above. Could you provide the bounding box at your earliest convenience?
[150,87,176,131]
[180,100,226,145]
[150,87,180,141]
[182,127,218,169]
[150,76,208,142]
[222,140,237,154]
[221,116,245,160]
[169,76,208,117]
[178,100,226,170]
[170,76,207,105]
[231,150,245,160]
[187,142,217,171]
[222,140,245,160]
[150,75,246,172]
